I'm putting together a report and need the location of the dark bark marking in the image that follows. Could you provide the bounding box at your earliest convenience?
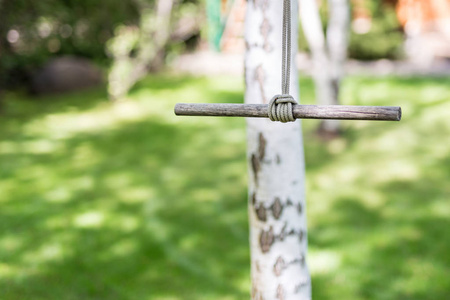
[255,259,262,273]
[258,133,267,161]
[276,284,285,300]
[251,153,260,183]
[276,154,281,165]
[254,65,267,103]
[280,223,288,241]
[260,18,271,36]
[298,230,304,242]
[260,17,273,52]
[263,40,273,53]
[246,42,268,51]
[255,204,267,222]
[259,226,274,253]
[259,223,305,254]
[273,256,285,277]
[252,283,265,300]
[253,198,297,221]
[274,255,306,277]
[297,202,303,215]
[300,253,306,267]
[272,197,283,220]
[276,224,303,244]
[294,279,309,294]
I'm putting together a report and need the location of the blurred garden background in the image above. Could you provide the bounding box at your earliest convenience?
[1,0,450,299]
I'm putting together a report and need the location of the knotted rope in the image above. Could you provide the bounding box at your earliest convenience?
[268,94,296,123]
[268,0,297,123]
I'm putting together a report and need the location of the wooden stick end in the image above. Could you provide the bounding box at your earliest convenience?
[174,103,183,116]
[397,107,402,121]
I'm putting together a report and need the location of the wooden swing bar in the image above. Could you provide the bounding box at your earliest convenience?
[175,103,402,121]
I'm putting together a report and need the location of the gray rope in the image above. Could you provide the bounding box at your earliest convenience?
[282,0,291,95]
[268,0,297,123]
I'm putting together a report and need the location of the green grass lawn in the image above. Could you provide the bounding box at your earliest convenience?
[0,74,449,300]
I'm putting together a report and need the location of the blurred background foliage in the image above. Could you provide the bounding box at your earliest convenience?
[0,0,407,92]
[298,0,404,60]
[348,1,404,60]
[0,0,203,91]
[0,0,139,88]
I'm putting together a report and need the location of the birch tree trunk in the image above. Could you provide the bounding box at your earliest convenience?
[326,0,350,106]
[299,0,349,136]
[107,0,174,100]
[244,1,311,299]
[299,0,338,134]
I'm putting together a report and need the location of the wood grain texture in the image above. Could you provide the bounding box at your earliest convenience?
[175,103,402,121]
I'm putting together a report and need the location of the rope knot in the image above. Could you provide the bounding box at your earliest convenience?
[268,94,297,123]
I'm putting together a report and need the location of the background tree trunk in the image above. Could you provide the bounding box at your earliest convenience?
[244,0,311,299]
[299,0,337,135]
[324,0,350,133]
[107,0,174,100]
[299,0,349,137]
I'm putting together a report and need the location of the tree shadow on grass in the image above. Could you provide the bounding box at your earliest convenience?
[355,216,450,300]
[309,172,450,300]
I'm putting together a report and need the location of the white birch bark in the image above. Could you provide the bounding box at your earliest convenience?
[244,1,311,299]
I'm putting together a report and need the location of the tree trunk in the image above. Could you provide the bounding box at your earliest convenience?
[321,0,349,135]
[244,1,311,299]
[326,0,350,104]
[299,0,338,135]
[299,0,349,137]
[107,0,174,100]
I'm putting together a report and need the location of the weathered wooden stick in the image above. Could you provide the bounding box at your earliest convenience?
[175,103,402,121]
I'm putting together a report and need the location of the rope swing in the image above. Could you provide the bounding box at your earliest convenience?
[268,0,297,123]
